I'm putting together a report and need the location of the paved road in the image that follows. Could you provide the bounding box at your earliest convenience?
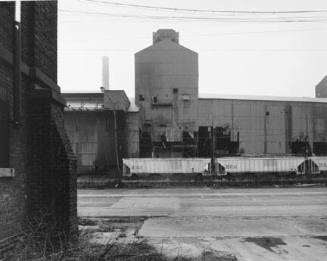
[78,187,327,260]
[78,187,327,217]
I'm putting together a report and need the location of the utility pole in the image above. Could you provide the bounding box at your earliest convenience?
[210,116,215,174]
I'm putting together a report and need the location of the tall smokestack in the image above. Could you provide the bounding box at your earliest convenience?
[102,56,109,90]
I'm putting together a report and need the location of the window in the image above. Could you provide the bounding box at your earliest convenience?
[173,88,178,94]
[139,94,144,101]
[152,96,158,104]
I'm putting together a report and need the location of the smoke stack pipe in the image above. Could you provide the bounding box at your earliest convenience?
[102,56,109,90]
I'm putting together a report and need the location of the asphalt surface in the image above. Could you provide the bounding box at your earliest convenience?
[78,187,327,260]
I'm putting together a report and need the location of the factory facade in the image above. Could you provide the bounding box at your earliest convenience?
[63,29,327,174]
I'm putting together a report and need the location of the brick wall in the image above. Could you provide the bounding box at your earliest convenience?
[0,0,77,253]
[21,1,57,80]
[0,2,26,250]
[27,92,77,239]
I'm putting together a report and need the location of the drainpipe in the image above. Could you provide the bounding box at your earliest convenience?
[113,110,120,174]
[13,1,22,126]
[211,125,215,174]
[264,106,268,154]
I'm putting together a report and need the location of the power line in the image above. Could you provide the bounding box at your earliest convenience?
[59,47,327,53]
[80,0,327,15]
[59,9,327,23]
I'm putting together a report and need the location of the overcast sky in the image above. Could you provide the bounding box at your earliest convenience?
[58,0,327,98]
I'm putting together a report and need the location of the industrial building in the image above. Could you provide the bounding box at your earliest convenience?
[63,91,138,174]
[63,29,327,174]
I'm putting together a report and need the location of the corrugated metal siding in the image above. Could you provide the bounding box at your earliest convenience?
[199,99,327,155]
[64,111,120,173]
[123,158,210,175]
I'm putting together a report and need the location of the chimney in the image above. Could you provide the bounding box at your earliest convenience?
[102,56,109,90]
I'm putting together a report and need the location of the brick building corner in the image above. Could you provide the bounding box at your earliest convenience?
[0,1,77,253]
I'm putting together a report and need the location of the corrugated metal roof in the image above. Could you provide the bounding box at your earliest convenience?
[63,93,139,112]
[65,102,104,111]
[199,93,327,103]
[63,92,104,111]
[62,91,104,97]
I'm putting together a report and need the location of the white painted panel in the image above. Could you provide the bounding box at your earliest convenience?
[123,158,210,175]
[310,156,327,171]
[216,157,305,174]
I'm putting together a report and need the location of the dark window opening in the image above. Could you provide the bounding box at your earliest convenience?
[139,94,144,101]
[198,126,211,157]
[313,142,327,155]
[152,96,158,104]
[160,133,167,149]
[0,100,9,167]
[182,131,197,157]
[183,131,195,145]
[173,88,178,94]
[290,139,312,156]
[140,130,152,157]
[197,126,240,157]
[215,127,239,156]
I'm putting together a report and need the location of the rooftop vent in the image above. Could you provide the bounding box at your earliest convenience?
[153,29,179,44]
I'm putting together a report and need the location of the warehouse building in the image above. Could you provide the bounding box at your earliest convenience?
[63,90,139,175]
[197,94,327,156]
[63,29,327,174]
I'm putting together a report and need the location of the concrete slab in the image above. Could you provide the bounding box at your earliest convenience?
[78,187,327,260]
[146,236,327,261]
[78,188,327,220]
[79,197,180,217]
[139,216,327,237]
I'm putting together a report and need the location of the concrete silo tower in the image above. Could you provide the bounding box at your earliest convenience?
[135,29,198,157]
